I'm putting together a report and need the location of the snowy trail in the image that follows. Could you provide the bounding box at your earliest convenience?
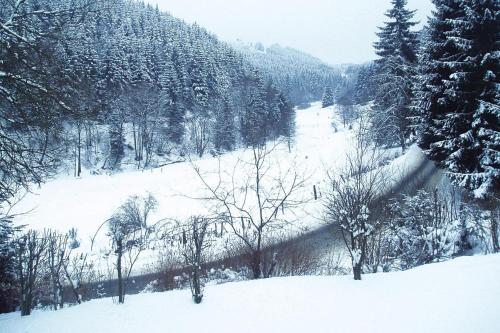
[2,254,499,333]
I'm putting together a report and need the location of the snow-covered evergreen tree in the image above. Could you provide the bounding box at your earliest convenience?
[415,0,499,197]
[214,100,236,152]
[233,43,346,107]
[322,87,335,108]
[0,215,17,313]
[241,70,269,147]
[354,64,377,105]
[373,0,419,150]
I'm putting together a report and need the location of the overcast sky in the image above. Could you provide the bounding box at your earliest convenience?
[145,0,434,65]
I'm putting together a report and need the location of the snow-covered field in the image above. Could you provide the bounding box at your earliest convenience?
[12,103,344,231]
[2,254,499,333]
[10,103,350,252]
[9,102,425,271]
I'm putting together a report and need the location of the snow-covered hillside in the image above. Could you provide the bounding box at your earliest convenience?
[9,102,425,271]
[11,103,345,247]
[2,254,499,333]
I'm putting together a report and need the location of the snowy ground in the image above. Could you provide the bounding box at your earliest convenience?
[9,103,350,258]
[2,254,499,333]
[9,102,425,272]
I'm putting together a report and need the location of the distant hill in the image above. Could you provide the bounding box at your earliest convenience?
[233,41,359,107]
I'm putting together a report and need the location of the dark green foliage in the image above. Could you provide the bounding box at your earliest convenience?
[322,87,335,108]
[235,43,346,107]
[373,0,419,150]
[214,100,236,152]
[354,64,377,105]
[0,216,18,314]
[415,0,500,196]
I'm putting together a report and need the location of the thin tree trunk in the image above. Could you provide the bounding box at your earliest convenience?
[251,250,262,279]
[492,215,499,253]
[192,267,202,304]
[77,124,82,177]
[63,262,81,304]
[353,263,362,280]
[117,240,124,304]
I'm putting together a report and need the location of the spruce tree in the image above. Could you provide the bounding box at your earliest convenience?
[373,0,419,150]
[214,100,236,152]
[241,70,268,147]
[415,0,466,161]
[416,0,499,197]
[354,64,377,105]
[322,87,335,108]
[277,92,296,139]
[0,216,17,313]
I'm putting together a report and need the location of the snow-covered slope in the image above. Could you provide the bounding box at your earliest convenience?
[11,103,351,249]
[9,102,426,271]
[2,254,499,333]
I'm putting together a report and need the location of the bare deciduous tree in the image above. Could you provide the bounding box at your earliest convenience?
[180,216,213,304]
[106,194,158,303]
[46,231,69,310]
[16,230,47,316]
[325,117,388,280]
[188,114,212,158]
[194,142,307,279]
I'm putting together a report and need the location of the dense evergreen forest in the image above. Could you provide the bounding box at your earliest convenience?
[0,0,498,319]
[350,0,499,198]
[234,42,358,107]
[0,0,297,181]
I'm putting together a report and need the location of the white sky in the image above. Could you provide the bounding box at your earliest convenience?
[145,0,434,65]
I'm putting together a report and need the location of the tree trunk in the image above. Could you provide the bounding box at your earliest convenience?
[353,262,362,281]
[492,214,499,253]
[192,267,202,304]
[117,240,124,304]
[251,250,262,279]
[77,124,82,177]
[21,293,32,316]
[63,263,82,304]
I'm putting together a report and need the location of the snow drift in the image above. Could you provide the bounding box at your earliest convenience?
[1,254,499,333]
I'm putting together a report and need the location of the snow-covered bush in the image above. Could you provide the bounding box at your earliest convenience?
[205,267,248,285]
[381,186,496,271]
[385,190,455,270]
[455,205,498,255]
[325,115,388,280]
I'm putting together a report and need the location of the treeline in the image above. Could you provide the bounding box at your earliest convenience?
[0,0,295,177]
[234,42,355,107]
[325,116,499,281]
[0,141,311,313]
[1,0,298,313]
[351,0,499,199]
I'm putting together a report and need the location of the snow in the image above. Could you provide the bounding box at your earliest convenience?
[1,254,499,333]
[9,104,348,250]
[9,102,426,272]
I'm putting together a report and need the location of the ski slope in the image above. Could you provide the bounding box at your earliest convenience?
[2,254,499,333]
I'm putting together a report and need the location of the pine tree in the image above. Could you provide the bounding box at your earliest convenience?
[416,0,499,197]
[373,0,419,150]
[277,92,296,139]
[322,86,335,108]
[214,99,236,152]
[0,215,17,314]
[414,0,466,161]
[108,111,125,169]
[354,64,377,104]
[241,70,269,147]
